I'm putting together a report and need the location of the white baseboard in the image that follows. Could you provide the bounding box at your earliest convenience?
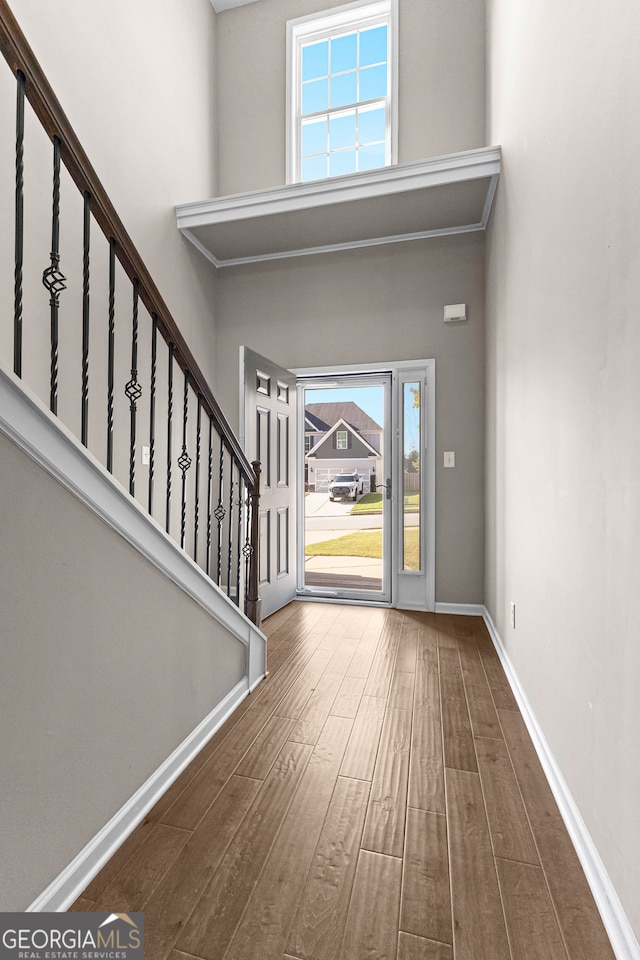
[27,677,250,912]
[435,602,485,616]
[482,607,639,960]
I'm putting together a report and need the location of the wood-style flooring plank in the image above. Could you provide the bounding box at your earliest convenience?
[397,932,453,960]
[408,697,445,814]
[475,736,538,864]
[286,776,370,960]
[224,717,354,960]
[93,823,190,912]
[81,817,156,901]
[395,620,418,674]
[499,709,616,960]
[416,616,438,661]
[496,858,569,960]
[68,897,94,912]
[445,767,510,960]
[475,627,519,710]
[388,668,415,710]
[400,808,452,945]
[339,850,402,960]
[175,741,313,960]
[347,616,386,679]
[439,647,477,772]
[363,613,402,699]
[361,707,412,858]
[273,648,333,719]
[141,775,262,960]
[289,671,344,745]
[331,675,367,718]
[339,695,386,781]
[457,640,503,739]
[233,715,297,780]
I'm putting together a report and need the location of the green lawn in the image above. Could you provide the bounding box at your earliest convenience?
[350,492,420,515]
[305,528,420,569]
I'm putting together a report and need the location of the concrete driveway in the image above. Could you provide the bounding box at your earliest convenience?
[304,491,418,533]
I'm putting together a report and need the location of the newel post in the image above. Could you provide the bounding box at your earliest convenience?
[246,460,262,629]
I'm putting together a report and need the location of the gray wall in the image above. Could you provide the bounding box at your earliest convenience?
[215,234,485,604]
[0,432,245,910]
[485,0,640,941]
[215,0,486,195]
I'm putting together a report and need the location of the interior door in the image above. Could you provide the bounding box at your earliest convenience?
[241,347,297,619]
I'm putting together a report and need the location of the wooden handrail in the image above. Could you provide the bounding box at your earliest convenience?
[0,0,256,489]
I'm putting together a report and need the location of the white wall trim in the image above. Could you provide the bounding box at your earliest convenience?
[435,602,485,616]
[210,0,258,13]
[27,677,250,911]
[210,222,484,269]
[482,607,640,960]
[0,363,266,666]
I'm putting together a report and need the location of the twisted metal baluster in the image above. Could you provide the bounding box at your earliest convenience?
[14,71,25,378]
[226,462,235,600]
[148,314,157,515]
[81,192,90,446]
[206,417,213,577]
[165,343,174,533]
[178,370,192,549]
[194,396,202,563]
[43,136,66,415]
[125,280,142,496]
[215,436,225,584]
[235,471,243,607]
[106,238,115,473]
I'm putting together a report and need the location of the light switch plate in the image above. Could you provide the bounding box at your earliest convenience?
[444,451,455,468]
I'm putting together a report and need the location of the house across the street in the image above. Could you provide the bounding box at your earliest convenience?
[305,401,383,493]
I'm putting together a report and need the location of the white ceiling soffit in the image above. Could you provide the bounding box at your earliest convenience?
[176,146,501,269]
[210,0,258,13]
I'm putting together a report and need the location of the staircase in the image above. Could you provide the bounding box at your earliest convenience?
[0,0,266,912]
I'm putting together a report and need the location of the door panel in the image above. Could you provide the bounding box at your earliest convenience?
[242,347,297,618]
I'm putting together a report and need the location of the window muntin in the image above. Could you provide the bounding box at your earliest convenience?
[288,1,395,184]
[336,430,348,449]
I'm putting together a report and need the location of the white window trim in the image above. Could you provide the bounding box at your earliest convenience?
[286,0,398,185]
[336,429,349,449]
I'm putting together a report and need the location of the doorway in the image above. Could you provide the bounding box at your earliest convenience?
[299,373,392,603]
[242,349,435,617]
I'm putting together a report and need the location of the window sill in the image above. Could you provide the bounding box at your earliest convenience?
[175,146,500,269]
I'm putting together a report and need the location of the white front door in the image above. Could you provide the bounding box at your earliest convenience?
[241,347,297,618]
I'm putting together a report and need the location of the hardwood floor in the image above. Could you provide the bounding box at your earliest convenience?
[70,602,615,960]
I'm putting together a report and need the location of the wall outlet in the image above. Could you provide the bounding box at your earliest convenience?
[510,601,516,629]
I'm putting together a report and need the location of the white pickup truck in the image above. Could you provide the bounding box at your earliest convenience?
[328,472,365,501]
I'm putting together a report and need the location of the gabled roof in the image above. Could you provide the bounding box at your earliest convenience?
[305,401,382,434]
[307,418,381,458]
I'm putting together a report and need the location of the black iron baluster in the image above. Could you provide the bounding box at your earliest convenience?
[14,71,25,378]
[215,436,225,584]
[148,314,157,515]
[206,417,213,577]
[166,343,174,533]
[125,280,142,496]
[243,479,254,614]
[227,461,235,600]
[81,191,90,446]
[106,238,115,473]
[194,395,202,563]
[178,371,192,549]
[43,136,66,415]
[235,471,243,607]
